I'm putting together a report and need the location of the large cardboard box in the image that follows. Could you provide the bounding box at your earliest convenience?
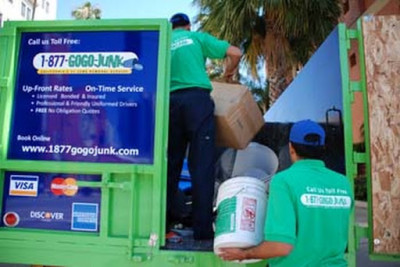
[211,82,264,149]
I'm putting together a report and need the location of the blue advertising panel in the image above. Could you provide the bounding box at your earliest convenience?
[8,31,159,164]
[1,171,101,232]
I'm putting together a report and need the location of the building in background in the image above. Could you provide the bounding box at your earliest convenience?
[0,0,57,27]
[342,0,399,27]
[339,0,400,144]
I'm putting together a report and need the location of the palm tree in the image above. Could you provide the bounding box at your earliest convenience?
[193,0,342,106]
[71,2,102,20]
[248,81,269,114]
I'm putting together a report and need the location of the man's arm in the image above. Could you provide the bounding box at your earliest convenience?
[218,241,293,261]
[223,45,242,82]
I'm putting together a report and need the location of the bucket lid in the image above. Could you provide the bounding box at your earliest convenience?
[232,142,279,177]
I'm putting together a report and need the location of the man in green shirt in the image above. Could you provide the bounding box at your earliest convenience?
[219,119,353,266]
[167,13,242,241]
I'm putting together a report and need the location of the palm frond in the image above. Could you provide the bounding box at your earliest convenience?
[71,1,102,20]
[193,0,342,104]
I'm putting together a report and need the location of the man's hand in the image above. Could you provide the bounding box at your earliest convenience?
[218,241,292,262]
[222,72,235,83]
[218,248,247,261]
[223,45,242,83]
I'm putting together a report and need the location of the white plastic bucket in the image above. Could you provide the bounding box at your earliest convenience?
[232,142,279,184]
[214,176,267,263]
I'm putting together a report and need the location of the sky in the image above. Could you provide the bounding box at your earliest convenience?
[57,0,199,21]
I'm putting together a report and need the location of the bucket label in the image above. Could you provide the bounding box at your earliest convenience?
[240,197,257,232]
[215,196,237,236]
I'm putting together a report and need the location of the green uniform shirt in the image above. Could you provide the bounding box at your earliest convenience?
[170,29,230,92]
[265,160,353,267]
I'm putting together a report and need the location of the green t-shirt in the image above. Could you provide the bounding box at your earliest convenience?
[265,160,353,267]
[170,29,230,92]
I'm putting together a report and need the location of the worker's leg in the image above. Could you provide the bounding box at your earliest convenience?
[167,92,188,228]
[185,89,215,240]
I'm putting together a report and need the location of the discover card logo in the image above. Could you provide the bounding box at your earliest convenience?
[9,175,39,197]
[30,211,64,221]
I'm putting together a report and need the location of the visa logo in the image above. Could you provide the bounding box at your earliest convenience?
[9,175,39,197]
[15,181,34,189]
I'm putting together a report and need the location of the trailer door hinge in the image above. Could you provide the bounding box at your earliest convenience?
[350,81,361,92]
[353,152,366,164]
[352,152,366,176]
[346,29,359,49]
[349,81,362,102]
[132,253,148,262]
[168,255,195,264]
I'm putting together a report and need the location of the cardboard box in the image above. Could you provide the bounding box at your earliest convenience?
[211,82,264,149]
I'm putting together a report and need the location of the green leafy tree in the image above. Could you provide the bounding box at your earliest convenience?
[193,0,342,105]
[71,2,102,20]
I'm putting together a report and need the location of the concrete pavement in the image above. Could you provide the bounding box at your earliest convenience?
[355,201,399,266]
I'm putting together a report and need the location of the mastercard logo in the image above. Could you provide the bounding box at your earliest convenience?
[51,177,78,196]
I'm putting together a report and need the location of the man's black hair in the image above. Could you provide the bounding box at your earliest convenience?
[291,134,325,159]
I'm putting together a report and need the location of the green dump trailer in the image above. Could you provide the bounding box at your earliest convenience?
[0,15,399,267]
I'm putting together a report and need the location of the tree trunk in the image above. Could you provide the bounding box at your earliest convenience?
[262,30,297,107]
[266,60,294,106]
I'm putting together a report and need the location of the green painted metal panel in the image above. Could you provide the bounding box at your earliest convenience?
[338,22,358,267]
[0,19,265,267]
[0,19,164,266]
[341,17,400,263]
[7,16,400,267]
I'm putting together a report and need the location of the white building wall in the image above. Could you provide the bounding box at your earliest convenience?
[0,0,57,27]
[33,0,57,20]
